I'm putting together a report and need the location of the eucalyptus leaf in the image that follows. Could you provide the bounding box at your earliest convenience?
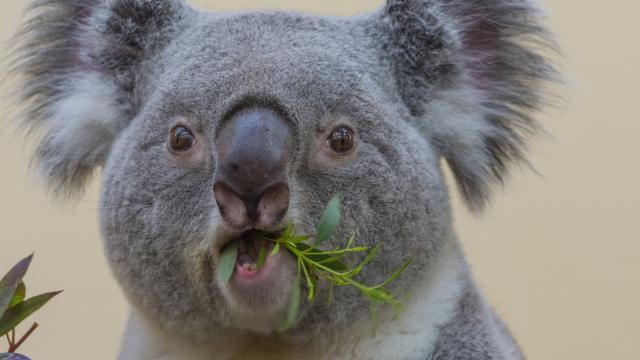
[342,245,381,278]
[376,259,413,289]
[9,282,26,308]
[269,242,280,258]
[278,270,301,332]
[289,235,310,244]
[0,255,33,317]
[0,291,62,337]
[299,261,315,302]
[217,242,238,284]
[295,243,348,272]
[314,196,341,246]
[364,288,394,303]
[307,254,348,272]
[256,243,266,270]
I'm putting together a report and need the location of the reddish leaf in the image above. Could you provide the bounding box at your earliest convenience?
[0,256,33,316]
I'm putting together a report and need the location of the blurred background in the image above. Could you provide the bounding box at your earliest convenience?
[0,0,638,359]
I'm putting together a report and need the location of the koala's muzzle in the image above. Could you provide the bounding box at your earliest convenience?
[213,108,291,230]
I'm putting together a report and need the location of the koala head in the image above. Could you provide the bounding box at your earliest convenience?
[11,0,553,344]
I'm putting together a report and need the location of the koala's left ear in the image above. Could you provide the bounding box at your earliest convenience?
[9,0,192,198]
[376,0,557,211]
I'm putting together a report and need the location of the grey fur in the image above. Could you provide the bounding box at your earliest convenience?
[8,0,191,197]
[379,0,557,211]
[431,278,524,360]
[7,0,556,358]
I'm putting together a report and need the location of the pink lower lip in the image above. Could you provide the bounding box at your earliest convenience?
[234,257,271,280]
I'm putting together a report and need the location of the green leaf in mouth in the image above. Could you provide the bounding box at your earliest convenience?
[269,241,281,258]
[314,196,341,246]
[256,242,267,270]
[277,262,301,332]
[218,241,238,284]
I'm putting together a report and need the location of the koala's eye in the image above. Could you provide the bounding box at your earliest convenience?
[327,126,355,154]
[169,125,195,153]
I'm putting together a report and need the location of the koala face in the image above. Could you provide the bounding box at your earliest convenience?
[11,0,554,346]
[101,13,451,337]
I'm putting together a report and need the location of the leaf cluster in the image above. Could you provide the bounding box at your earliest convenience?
[0,255,61,356]
[266,197,412,331]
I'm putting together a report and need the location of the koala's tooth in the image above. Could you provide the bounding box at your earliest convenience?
[242,263,257,272]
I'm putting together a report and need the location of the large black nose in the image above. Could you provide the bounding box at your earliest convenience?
[213,108,291,230]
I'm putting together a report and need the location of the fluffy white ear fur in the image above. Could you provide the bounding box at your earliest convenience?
[35,75,125,197]
[422,86,518,211]
[9,0,188,198]
[381,0,556,211]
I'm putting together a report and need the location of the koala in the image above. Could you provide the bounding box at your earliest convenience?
[9,0,555,359]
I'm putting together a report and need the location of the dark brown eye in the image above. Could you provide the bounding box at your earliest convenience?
[169,126,195,152]
[327,126,355,154]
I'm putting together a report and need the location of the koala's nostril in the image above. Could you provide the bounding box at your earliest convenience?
[213,182,249,230]
[255,183,290,230]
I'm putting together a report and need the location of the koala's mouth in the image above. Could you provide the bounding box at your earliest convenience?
[220,230,280,277]
[237,231,275,272]
[216,228,298,325]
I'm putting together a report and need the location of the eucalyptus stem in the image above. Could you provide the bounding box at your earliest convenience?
[8,322,38,353]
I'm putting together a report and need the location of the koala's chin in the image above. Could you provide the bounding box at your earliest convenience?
[216,231,299,333]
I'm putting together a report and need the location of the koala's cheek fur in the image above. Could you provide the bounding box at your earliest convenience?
[270,115,451,334]
[100,118,224,339]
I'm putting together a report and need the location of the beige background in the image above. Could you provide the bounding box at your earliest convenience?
[0,0,638,359]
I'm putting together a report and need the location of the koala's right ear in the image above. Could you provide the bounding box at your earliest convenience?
[9,0,191,198]
[375,0,556,212]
